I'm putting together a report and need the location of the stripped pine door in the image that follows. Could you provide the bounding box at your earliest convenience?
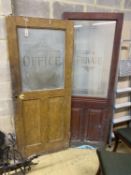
[6,16,73,155]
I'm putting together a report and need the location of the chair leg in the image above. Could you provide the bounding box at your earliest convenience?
[113,134,119,152]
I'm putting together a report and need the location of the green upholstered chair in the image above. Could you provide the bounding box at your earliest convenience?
[113,127,131,151]
[96,149,131,175]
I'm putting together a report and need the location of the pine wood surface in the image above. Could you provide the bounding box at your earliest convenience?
[6,16,74,156]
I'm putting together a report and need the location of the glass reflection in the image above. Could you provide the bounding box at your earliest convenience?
[73,20,116,97]
[17,28,65,91]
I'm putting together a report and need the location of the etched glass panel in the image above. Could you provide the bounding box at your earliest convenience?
[73,20,116,97]
[17,28,65,91]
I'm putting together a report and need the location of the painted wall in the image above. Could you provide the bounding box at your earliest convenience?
[0,0,131,133]
[0,0,14,133]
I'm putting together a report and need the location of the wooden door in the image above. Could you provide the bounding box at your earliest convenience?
[6,16,73,156]
[63,13,123,147]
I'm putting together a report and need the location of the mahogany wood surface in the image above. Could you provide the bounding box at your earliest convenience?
[63,12,123,146]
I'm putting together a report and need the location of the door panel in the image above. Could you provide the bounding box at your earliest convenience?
[17,28,65,91]
[72,20,116,98]
[63,13,123,147]
[6,16,73,155]
[71,108,82,141]
[23,100,41,146]
[71,97,111,146]
[84,108,109,142]
[48,97,65,142]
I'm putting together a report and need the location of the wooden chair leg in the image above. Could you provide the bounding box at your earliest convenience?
[113,134,119,152]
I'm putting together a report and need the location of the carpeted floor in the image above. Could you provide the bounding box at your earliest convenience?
[27,142,131,175]
[28,148,98,175]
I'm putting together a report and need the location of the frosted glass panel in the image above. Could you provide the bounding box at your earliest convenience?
[17,28,65,91]
[73,20,116,97]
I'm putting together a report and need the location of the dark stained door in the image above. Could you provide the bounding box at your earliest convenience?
[63,12,123,147]
[6,16,73,155]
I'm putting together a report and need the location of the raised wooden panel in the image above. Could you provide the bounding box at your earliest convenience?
[48,97,64,143]
[71,108,82,140]
[40,99,48,144]
[84,109,103,141]
[23,100,41,146]
[70,97,111,145]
